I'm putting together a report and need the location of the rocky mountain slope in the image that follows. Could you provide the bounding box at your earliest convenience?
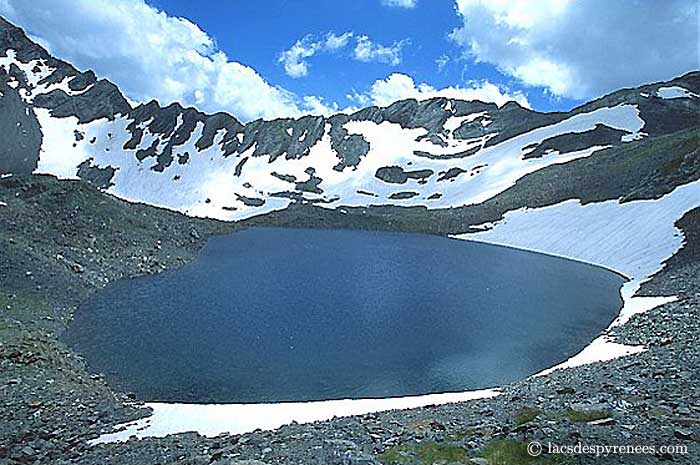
[1,16,697,225]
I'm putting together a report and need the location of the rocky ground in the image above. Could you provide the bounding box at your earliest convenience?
[1,174,698,465]
[0,174,234,464]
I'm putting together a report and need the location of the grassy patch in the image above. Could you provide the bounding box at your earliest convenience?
[565,409,610,423]
[377,444,414,464]
[0,290,51,328]
[417,442,467,463]
[0,290,50,312]
[479,439,537,465]
[513,408,543,426]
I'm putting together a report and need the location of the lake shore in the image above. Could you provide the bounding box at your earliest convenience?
[1,175,698,464]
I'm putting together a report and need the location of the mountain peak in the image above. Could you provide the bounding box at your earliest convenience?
[0,15,698,221]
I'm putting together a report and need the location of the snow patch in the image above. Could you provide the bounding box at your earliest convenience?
[92,388,500,443]
[656,86,699,99]
[455,180,700,372]
[29,96,647,221]
[0,50,96,101]
[442,111,486,133]
[457,182,698,290]
[536,336,644,376]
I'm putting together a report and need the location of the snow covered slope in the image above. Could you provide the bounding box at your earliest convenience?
[1,17,698,222]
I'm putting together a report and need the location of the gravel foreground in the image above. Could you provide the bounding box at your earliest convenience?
[1,174,698,465]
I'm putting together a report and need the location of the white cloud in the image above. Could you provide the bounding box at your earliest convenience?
[0,0,338,120]
[353,36,408,66]
[302,95,341,115]
[450,0,699,99]
[381,0,417,8]
[279,32,353,78]
[348,72,530,108]
[324,32,353,50]
[280,32,409,77]
[435,54,450,72]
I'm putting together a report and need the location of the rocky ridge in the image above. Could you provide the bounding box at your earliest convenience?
[1,15,698,222]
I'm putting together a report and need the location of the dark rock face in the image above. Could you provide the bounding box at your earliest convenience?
[437,167,467,182]
[375,166,433,184]
[569,71,700,137]
[416,133,448,147]
[135,140,159,162]
[328,115,371,171]
[33,80,131,123]
[177,152,190,165]
[414,146,480,160]
[378,99,450,132]
[198,113,243,155]
[523,124,630,159]
[350,98,481,134]
[295,172,324,194]
[357,190,378,197]
[388,191,419,200]
[0,70,41,175]
[239,115,325,163]
[235,194,265,207]
[271,172,297,183]
[481,104,566,148]
[234,157,248,177]
[77,160,116,189]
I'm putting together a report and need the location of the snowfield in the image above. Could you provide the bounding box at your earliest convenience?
[34,102,645,221]
[457,180,700,373]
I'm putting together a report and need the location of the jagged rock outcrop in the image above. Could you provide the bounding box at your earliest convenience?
[0,15,697,223]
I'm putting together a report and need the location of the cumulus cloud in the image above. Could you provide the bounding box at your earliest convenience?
[381,0,417,8]
[280,32,408,77]
[279,32,353,78]
[0,0,339,120]
[450,0,699,100]
[348,72,530,108]
[353,36,408,66]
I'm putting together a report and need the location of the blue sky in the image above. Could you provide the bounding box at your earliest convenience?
[1,0,697,122]
[146,0,568,112]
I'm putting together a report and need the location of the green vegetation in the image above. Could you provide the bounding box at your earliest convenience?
[417,442,468,463]
[0,290,49,313]
[377,444,414,464]
[565,409,610,423]
[0,289,52,337]
[479,439,537,465]
[513,407,543,426]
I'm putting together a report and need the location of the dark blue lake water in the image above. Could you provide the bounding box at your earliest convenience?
[65,228,624,403]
